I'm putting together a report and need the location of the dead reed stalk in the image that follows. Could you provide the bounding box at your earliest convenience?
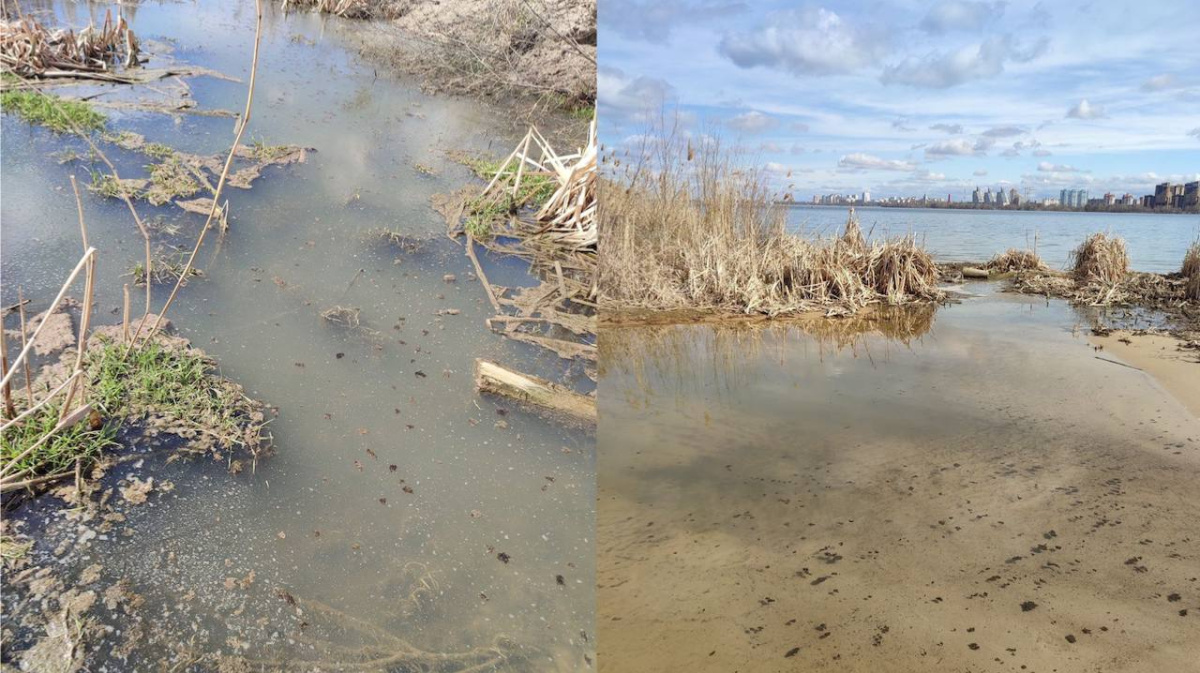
[141,0,264,346]
[1184,242,1200,301]
[987,248,1046,273]
[1,11,139,78]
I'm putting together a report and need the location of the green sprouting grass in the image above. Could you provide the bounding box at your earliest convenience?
[144,142,176,160]
[455,153,558,239]
[2,336,264,486]
[249,137,293,162]
[1,403,117,478]
[568,104,595,121]
[0,89,106,133]
[89,170,142,200]
[146,158,200,205]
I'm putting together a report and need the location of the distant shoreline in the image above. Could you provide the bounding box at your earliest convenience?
[782,202,1200,215]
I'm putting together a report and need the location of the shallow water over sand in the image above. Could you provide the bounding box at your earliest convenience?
[2,1,593,669]
[597,286,1199,672]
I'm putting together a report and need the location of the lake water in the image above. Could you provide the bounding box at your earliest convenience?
[597,284,1200,672]
[2,0,593,669]
[787,205,1200,273]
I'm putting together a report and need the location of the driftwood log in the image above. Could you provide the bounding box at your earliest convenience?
[962,267,990,279]
[473,359,595,424]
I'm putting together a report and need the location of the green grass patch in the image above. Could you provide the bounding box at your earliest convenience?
[249,137,294,162]
[2,336,267,489]
[455,153,558,239]
[144,142,176,160]
[0,89,105,133]
[145,158,200,205]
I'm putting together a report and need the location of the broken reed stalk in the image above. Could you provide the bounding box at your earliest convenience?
[465,233,502,313]
[474,358,595,423]
[0,370,82,434]
[58,195,96,421]
[17,287,34,406]
[0,320,13,419]
[0,247,95,391]
[122,283,131,342]
[140,0,264,347]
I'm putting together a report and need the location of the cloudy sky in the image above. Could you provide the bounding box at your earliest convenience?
[598,0,1200,200]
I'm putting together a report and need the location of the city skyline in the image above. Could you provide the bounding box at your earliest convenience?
[599,0,1200,200]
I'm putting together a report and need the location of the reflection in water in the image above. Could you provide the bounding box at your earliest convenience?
[597,293,1199,673]
[599,305,935,408]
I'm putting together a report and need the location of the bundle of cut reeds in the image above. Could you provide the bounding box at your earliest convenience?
[1071,233,1129,285]
[0,11,138,78]
[987,248,1046,273]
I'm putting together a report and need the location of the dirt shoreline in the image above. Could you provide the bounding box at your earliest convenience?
[1089,330,1200,417]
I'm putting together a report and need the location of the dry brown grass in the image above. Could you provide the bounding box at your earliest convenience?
[1184,242,1200,301]
[1,12,138,77]
[987,248,1046,273]
[1071,233,1129,285]
[599,135,941,316]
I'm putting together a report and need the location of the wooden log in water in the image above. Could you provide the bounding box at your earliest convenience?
[962,267,990,279]
[473,359,595,424]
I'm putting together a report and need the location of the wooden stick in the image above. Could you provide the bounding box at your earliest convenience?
[0,469,77,494]
[140,0,265,347]
[473,359,595,424]
[0,248,94,390]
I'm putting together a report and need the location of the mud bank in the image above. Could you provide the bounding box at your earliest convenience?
[597,291,1200,672]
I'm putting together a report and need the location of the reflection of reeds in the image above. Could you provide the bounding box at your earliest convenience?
[600,135,941,316]
[599,305,936,404]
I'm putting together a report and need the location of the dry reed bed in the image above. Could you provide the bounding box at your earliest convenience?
[1,11,138,78]
[1008,234,1198,323]
[600,142,942,318]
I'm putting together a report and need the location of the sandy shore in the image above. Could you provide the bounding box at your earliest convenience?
[598,300,1200,672]
[1089,331,1199,418]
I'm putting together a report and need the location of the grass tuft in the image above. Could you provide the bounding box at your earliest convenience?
[987,248,1046,273]
[1,89,106,133]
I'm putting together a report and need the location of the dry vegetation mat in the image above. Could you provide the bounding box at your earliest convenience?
[301,0,596,105]
[1006,233,1200,329]
[438,123,596,419]
[600,140,943,319]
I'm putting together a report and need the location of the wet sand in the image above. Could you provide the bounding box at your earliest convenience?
[597,293,1200,672]
[1089,331,1199,418]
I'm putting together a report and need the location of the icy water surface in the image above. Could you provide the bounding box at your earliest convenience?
[2,0,593,669]
[786,205,1200,273]
[597,286,1199,672]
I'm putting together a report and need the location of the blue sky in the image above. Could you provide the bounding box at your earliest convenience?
[598,0,1200,200]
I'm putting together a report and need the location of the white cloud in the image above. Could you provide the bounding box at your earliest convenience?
[1188,127,1200,139]
[601,0,747,43]
[598,67,675,121]
[920,1,1007,34]
[1140,73,1179,92]
[1037,162,1085,172]
[1032,149,1052,156]
[1065,99,1106,119]
[929,123,964,134]
[727,111,779,133]
[973,169,988,176]
[881,34,1049,88]
[838,152,917,171]
[924,138,982,158]
[718,8,887,76]
[981,125,1026,138]
[790,122,810,132]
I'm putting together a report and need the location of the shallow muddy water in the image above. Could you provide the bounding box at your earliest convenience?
[597,285,1199,672]
[3,1,593,669]
[787,206,1200,273]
